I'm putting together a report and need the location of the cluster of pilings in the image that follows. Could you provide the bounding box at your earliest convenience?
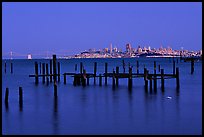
[29,55,60,98]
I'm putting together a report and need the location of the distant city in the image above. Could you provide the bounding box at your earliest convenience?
[63,43,202,59]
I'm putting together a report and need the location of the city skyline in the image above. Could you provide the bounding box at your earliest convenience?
[2,2,202,58]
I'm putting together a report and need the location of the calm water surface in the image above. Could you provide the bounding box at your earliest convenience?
[2,58,202,135]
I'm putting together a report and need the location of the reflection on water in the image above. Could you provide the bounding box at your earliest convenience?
[53,97,59,135]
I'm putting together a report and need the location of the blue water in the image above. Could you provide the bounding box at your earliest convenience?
[2,58,202,135]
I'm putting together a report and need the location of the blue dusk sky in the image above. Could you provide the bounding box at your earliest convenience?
[2,2,202,58]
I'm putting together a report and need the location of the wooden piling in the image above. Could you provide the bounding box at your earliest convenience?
[161,69,164,92]
[122,59,125,73]
[82,69,86,87]
[4,62,6,73]
[5,88,9,103]
[46,63,49,85]
[64,74,66,84]
[144,68,148,91]
[136,60,139,74]
[80,62,83,74]
[149,75,152,92]
[41,63,45,82]
[116,66,119,86]
[10,62,13,74]
[154,69,157,92]
[58,62,60,82]
[105,62,108,85]
[176,67,180,89]
[94,62,97,84]
[39,62,42,74]
[35,62,39,84]
[158,65,160,72]
[154,61,156,71]
[73,75,76,86]
[173,60,175,75]
[53,55,57,82]
[112,69,115,89]
[128,67,132,91]
[19,87,23,104]
[87,76,89,86]
[54,82,57,98]
[50,60,52,82]
[99,74,102,86]
[191,59,194,74]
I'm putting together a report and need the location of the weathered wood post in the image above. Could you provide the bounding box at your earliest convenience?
[80,62,83,74]
[42,63,45,84]
[136,60,139,74]
[73,75,76,86]
[50,60,52,82]
[54,82,57,98]
[191,59,194,74]
[176,67,180,89]
[154,69,157,92]
[58,62,60,82]
[173,60,175,75]
[10,62,13,74]
[87,76,89,86]
[154,61,156,71]
[116,66,119,86]
[158,65,161,72]
[53,55,57,82]
[35,62,39,84]
[105,62,108,85]
[99,74,102,86]
[46,63,49,85]
[144,68,148,92]
[161,69,164,92]
[5,88,9,103]
[82,69,86,87]
[128,66,132,91]
[39,62,42,74]
[19,87,23,106]
[149,75,153,92]
[94,62,97,84]
[4,62,6,73]
[122,59,125,73]
[112,69,116,90]
[64,74,66,84]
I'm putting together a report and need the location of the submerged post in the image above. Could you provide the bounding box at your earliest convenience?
[122,59,125,73]
[82,69,86,87]
[54,82,57,98]
[50,60,52,82]
[19,87,23,105]
[161,69,164,92]
[191,59,194,74]
[144,68,148,92]
[99,74,102,86]
[136,60,139,74]
[176,67,180,89]
[173,60,175,75]
[39,62,42,74]
[112,69,115,90]
[46,63,49,85]
[128,67,132,91]
[58,62,60,82]
[5,88,9,103]
[42,63,45,84]
[154,69,157,92]
[116,66,119,86]
[105,62,108,85]
[4,62,6,73]
[154,61,156,71]
[149,75,152,92]
[64,74,66,84]
[80,62,83,74]
[94,62,97,84]
[35,62,39,84]
[53,55,57,82]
